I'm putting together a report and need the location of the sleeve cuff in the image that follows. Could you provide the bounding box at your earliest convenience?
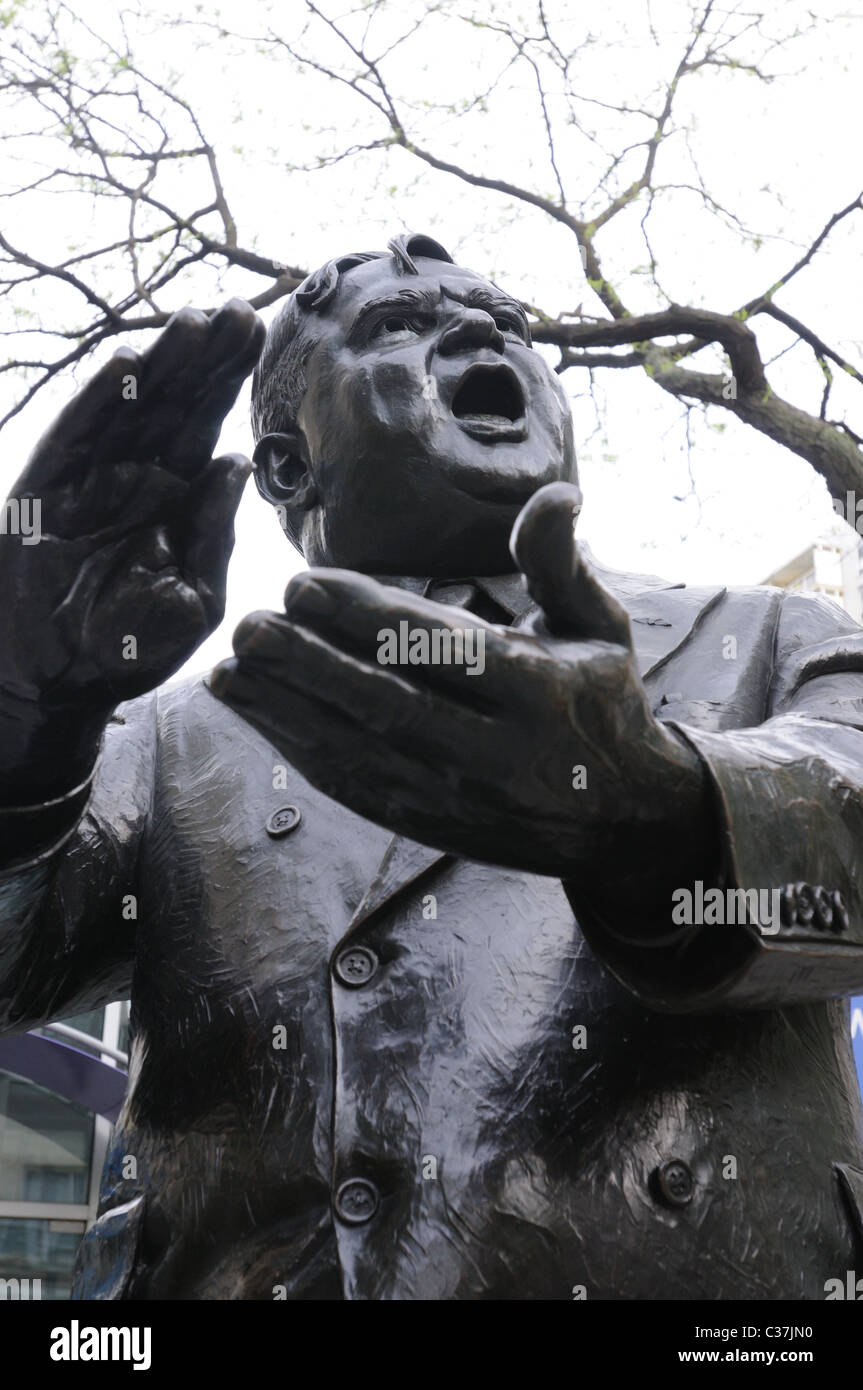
[0,759,99,875]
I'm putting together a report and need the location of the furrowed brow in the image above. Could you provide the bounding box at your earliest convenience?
[348,287,439,342]
[461,288,530,331]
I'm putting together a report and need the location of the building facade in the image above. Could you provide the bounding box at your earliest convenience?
[763,523,863,623]
[0,1004,128,1299]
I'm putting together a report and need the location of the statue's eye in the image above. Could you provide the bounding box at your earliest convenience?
[494,314,526,339]
[372,315,421,339]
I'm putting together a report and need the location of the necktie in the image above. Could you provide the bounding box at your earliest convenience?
[424,579,512,625]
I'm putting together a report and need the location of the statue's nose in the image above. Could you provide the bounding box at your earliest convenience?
[437,309,505,356]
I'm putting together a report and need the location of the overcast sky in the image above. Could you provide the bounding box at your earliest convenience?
[1,0,861,678]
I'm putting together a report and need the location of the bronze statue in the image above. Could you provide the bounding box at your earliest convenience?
[1,233,863,1300]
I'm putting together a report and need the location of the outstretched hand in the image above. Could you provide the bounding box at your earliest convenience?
[211,483,714,899]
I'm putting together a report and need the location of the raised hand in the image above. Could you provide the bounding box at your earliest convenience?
[0,299,265,798]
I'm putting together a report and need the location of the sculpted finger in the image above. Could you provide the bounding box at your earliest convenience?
[137,307,212,395]
[217,608,484,752]
[83,310,217,472]
[510,482,631,647]
[22,348,142,486]
[183,453,252,628]
[167,305,265,465]
[209,662,550,870]
[282,571,513,700]
[201,299,266,384]
[116,305,262,473]
[208,660,509,861]
[218,608,444,739]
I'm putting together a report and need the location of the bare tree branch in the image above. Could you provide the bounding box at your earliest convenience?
[0,0,860,525]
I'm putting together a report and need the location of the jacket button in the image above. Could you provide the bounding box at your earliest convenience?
[653,1159,695,1208]
[266,805,302,838]
[334,1178,380,1225]
[830,890,850,933]
[333,945,379,988]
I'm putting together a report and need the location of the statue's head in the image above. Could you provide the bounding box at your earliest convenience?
[251,233,577,576]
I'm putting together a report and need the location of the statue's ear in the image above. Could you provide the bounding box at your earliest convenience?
[252,431,318,512]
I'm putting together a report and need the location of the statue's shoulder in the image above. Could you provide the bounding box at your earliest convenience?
[153,669,259,743]
[155,669,221,716]
[578,541,677,599]
[581,544,724,618]
[116,669,279,796]
[107,670,254,753]
[589,548,863,659]
[583,544,832,617]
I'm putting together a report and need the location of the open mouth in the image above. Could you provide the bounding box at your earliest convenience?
[451,364,526,440]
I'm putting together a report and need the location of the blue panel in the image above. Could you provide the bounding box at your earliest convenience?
[0,1034,127,1121]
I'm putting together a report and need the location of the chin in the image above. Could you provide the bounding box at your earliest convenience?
[310,445,567,576]
[434,428,566,500]
[448,462,565,513]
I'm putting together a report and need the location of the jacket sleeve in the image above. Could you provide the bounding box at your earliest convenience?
[571,588,863,1013]
[0,691,158,1032]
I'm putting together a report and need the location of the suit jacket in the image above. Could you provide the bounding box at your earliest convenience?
[3,561,863,1300]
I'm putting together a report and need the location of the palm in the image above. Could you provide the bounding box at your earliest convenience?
[0,300,264,709]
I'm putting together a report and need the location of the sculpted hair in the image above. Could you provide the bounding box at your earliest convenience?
[250,232,454,442]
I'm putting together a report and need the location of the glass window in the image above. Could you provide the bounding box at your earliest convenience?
[117,1001,131,1057]
[34,1006,106,1055]
[0,1217,84,1300]
[0,1071,93,1204]
[61,1008,105,1040]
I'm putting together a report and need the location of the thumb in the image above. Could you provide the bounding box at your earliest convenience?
[510,482,631,645]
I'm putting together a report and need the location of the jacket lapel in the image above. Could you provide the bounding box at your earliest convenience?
[574,545,726,680]
[345,833,452,934]
[624,585,726,678]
